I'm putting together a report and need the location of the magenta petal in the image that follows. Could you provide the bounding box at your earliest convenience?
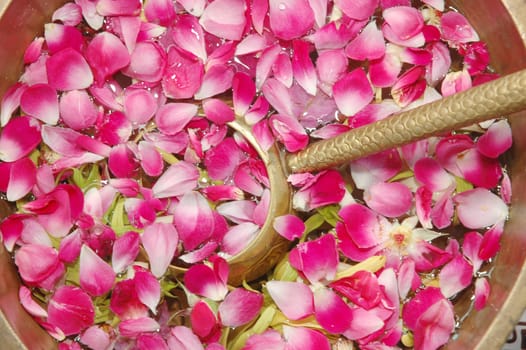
[273,52,294,89]
[47,286,95,336]
[439,255,473,298]
[203,98,235,125]
[462,231,483,273]
[23,37,45,64]
[60,89,99,130]
[476,120,512,158]
[155,102,197,135]
[199,0,246,40]
[138,141,163,177]
[184,261,228,301]
[152,161,199,198]
[456,148,502,189]
[269,0,314,40]
[108,143,138,178]
[119,317,160,338]
[46,48,94,91]
[314,288,353,334]
[0,214,25,252]
[289,234,339,284]
[333,68,374,116]
[96,0,141,16]
[454,188,509,229]
[20,83,59,125]
[273,214,305,241]
[4,157,36,201]
[440,11,479,43]
[19,285,48,318]
[218,288,263,327]
[474,277,490,311]
[112,231,140,273]
[345,21,385,60]
[269,114,309,152]
[369,46,402,88]
[144,0,176,26]
[162,46,204,99]
[124,41,166,83]
[141,222,179,278]
[413,299,455,350]
[80,245,115,296]
[124,88,157,126]
[172,14,207,61]
[194,64,235,100]
[292,40,317,96]
[44,23,84,54]
[334,0,378,20]
[232,72,256,117]
[173,191,215,251]
[0,116,41,162]
[86,32,130,84]
[414,157,454,192]
[134,268,161,314]
[364,181,412,218]
[266,281,314,320]
[283,326,331,350]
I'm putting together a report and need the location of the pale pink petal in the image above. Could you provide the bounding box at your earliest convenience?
[439,255,473,298]
[235,33,268,56]
[269,114,309,152]
[477,120,512,158]
[155,102,197,135]
[173,191,215,251]
[441,69,472,97]
[314,287,353,334]
[19,285,48,318]
[20,55,48,86]
[292,40,317,96]
[334,0,378,20]
[172,14,207,61]
[179,241,219,264]
[244,330,286,350]
[168,326,204,350]
[19,217,53,248]
[1,83,27,127]
[124,41,166,83]
[474,277,490,311]
[343,307,385,340]
[232,72,256,116]
[203,98,235,125]
[138,141,163,177]
[80,326,111,350]
[217,200,256,224]
[253,188,270,226]
[273,214,305,241]
[289,234,339,283]
[134,268,161,314]
[454,188,508,229]
[59,90,99,130]
[141,222,179,278]
[315,49,346,95]
[124,89,158,126]
[47,286,95,336]
[80,245,115,296]
[364,181,412,218]
[266,281,314,320]
[52,2,83,26]
[369,45,403,87]
[96,0,141,16]
[194,64,234,100]
[204,137,244,180]
[75,0,104,30]
[345,21,385,60]
[252,119,274,151]
[44,23,84,54]
[422,0,444,10]
[414,157,454,192]
[20,83,59,125]
[144,0,176,26]
[233,162,264,197]
[440,11,479,44]
[199,0,246,40]
[23,37,45,64]
[152,161,199,198]
[382,22,425,48]
[413,298,455,350]
[112,231,140,273]
[333,68,374,116]
[118,317,160,338]
[383,6,423,40]
[283,325,331,350]
[261,78,294,117]
[337,204,383,249]
[14,244,63,287]
[46,48,94,91]
[162,46,204,99]
[219,288,263,327]
[293,170,346,211]
[4,157,36,201]
[425,41,452,85]
[184,259,228,300]
[221,222,260,256]
[269,0,314,40]
[310,124,351,139]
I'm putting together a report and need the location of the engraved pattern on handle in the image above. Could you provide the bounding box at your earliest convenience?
[287,69,526,173]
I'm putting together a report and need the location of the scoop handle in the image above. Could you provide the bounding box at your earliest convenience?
[287,69,526,173]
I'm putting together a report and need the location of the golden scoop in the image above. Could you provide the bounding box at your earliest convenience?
[182,68,526,286]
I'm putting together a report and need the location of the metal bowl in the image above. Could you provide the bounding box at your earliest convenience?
[0,0,525,349]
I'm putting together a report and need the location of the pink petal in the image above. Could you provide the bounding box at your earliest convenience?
[253,188,270,226]
[75,0,104,30]
[314,287,353,333]
[221,222,260,255]
[476,120,512,158]
[439,255,473,298]
[474,277,490,311]
[168,326,205,350]
[440,11,479,43]
[96,0,141,16]
[20,83,59,125]
[155,102,197,135]
[0,116,41,162]
[441,69,472,97]
[337,204,383,249]
[141,222,179,278]
[173,191,215,251]
[138,141,163,177]
[110,279,148,320]
[19,285,48,318]
[289,234,339,283]
[334,0,378,20]
[364,181,412,218]
[123,88,158,126]
[4,157,36,201]
[283,326,331,350]
[413,299,455,350]
[273,214,305,241]
[266,281,314,320]
[345,21,385,60]
[454,188,508,229]
[162,46,204,99]
[425,42,452,85]
[204,137,244,180]
[118,317,160,338]
[199,0,246,40]
[479,222,504,260]
[108,143,138,178]
[217,200,256,224]
[292,170,346,211]
[203,98,235,125]
[144,0,176,26]
[134,268,161,314]
[414,157,454,192]
[52,2,83,26]
[171,14,207,61]
[190,300,220,342]
[232,72,256,116]
[343,307,385,340]
[14,244,63,287]
[315,49,347,96]
[80,245,116,296]
[462,231,483,273]
[310,124,351,139]
[269,0,315,40]
[194,64,235,100]
[457,149,503,189]
[179,241,219,264]
[0,214,25,252]
[58,229,82,263]
[382,22,425,48]
[59,89,99,130]
[329,270,383,310]
[391,66,426,107]
[44,23,84,54]
[152,161,199,198]
[430,189,455,229]
[80,326,111,350]
[112,231,140,273]
[244,330,286,350]
[47,286,95,336]
[184,259,228,301]
[269,114,309,152]
[23,37,45,64]
[333,68,374,116]
[1,82,27,127]
[383,6,423,40]
[218,288,263,327]
[86,32,130,84]
[46,48,94,91]
[261,78,294,116]
[233,162,264,197]
[292,40,317,96]
[369,45,403,87]
[124,41,166,83]
[308,20,365,50]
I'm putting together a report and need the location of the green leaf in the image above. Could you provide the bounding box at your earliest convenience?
[304,213,325,234]
[455,176,474,193]
[316,205,341,227]
[389,169,415,182]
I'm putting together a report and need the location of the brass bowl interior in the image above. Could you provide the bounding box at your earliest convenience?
[0,0,526,349]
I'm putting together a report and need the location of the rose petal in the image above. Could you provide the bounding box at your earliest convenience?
[269,0,314,40]
[79,245,116,296]
[47,286,95,336]
[46,48,94,91]
[199,0,246,40]
[333,68,374,116]
[141,222,179,278]
[20,83,59,125]
[266,281,314,320]
[218,288,263,327]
